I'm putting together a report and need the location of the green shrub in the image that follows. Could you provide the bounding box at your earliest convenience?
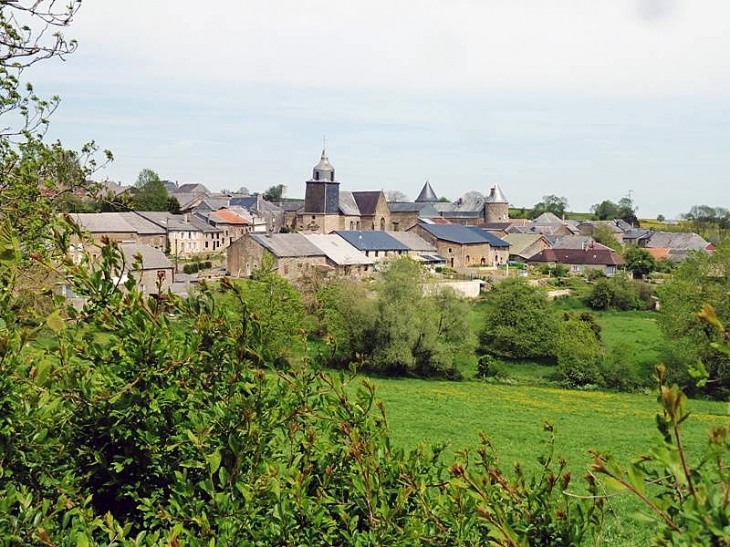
[600,342,641,391]
[479,277,558,360]
[555,316,604,386]
[583,275,652,311]
[475,354,507,379]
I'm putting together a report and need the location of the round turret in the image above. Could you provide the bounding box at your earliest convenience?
[485,185,509,223]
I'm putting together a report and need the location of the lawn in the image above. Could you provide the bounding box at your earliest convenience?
[366,376,729,545]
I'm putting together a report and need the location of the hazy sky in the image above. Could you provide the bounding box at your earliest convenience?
[32,0,730,218]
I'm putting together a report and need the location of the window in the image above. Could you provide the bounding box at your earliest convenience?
[448,248,452,254]
[315,172,319,181]
[375,251,379,257]
[283,264,289,275]
[392,222,399,231]
[572,265,581,272]
[365,251,369,257]
[205,241,209,249]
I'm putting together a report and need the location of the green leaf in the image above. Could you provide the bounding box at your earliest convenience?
[45,310,64,333]
[206,449,222,474]
[627,464,645,496]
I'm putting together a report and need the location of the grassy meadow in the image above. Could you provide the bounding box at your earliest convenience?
[361,293,728,544]
[368,377,728,544]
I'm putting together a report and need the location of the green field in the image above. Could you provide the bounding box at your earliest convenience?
[366,376,728,544]
[363,294,726,543]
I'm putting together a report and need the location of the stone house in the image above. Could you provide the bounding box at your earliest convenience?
[527,248,624,276]
[71,212,167,251]
[227,233,327,281]
[196,208,252,248]
[136,212,223,258]
[303,234,374,278]
[119,243,174,294]
[502,233,551,262]
[409,223,510,269]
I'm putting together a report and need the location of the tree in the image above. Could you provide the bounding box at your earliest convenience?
[656,214,665,223]
[438,196,450,202]
[314,258,474,377]
[385,190,408,202]
[590,200,620,220]
[531,194,568,219]
[134,168,160,188]
[262,184,284,202]
[623,246,656,278]
[555,315,604,386]
[131,168,172,211]
[657,241,730,398]
[479,277,558,360]
[592,224,623,251]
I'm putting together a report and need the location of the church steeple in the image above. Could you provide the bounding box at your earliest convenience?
[305,148,340,215]
[310,149,336,182]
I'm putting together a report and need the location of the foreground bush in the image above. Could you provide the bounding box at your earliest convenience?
[0,231,606,544]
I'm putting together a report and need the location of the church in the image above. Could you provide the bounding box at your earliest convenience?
[288,149,510,233]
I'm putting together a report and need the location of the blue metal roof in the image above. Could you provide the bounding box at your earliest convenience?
[465,226,511,247]
[418,223,509,247]
[335,231,409,251]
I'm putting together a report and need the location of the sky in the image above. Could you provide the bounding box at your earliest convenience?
[29,0,730,218]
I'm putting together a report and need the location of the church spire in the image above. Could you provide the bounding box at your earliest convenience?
[415,180,438,203]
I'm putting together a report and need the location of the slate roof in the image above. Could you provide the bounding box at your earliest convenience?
[531,212,565,225]
[338,191,362,216]
[646,231,711,250]
[527,248,624,266]
[279,200,305,212]
[72,213,137,234]
[485,185,508,204]
[388,202,424,213]
[622,229,652,241]
[551,235,611,251]
[335,231,409,251]
[119,212,167,235]
[417,223,508,246]
[578,220,624,234]
[386,231,436,252]
[229,196,284,215]
[175,183,209,195]
[136,212,221,233]
[120,243,173,270]
[303,234,374,266]
[250,233,324,258]
[352,191,382,216]
[464,226,511,247]
[415,181,438,203]
[502,234,549,257]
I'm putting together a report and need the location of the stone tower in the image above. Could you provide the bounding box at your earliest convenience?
[303,149,341,233]
[484,185,509,223]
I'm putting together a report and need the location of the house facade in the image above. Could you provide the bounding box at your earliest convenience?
[527,248,624,276]
[410,223,509,269]
[227,233,327,281]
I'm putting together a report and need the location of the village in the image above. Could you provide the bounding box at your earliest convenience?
[69,148,714,296]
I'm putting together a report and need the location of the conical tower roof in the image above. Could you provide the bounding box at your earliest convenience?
[485,185,508,204]
[415,180,438,203]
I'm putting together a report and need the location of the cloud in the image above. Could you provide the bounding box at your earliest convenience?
[636,0,676,22]
[49,0,730,96]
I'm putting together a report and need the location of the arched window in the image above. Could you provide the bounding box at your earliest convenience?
[315,172,319,181]
[379,217,385,230]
